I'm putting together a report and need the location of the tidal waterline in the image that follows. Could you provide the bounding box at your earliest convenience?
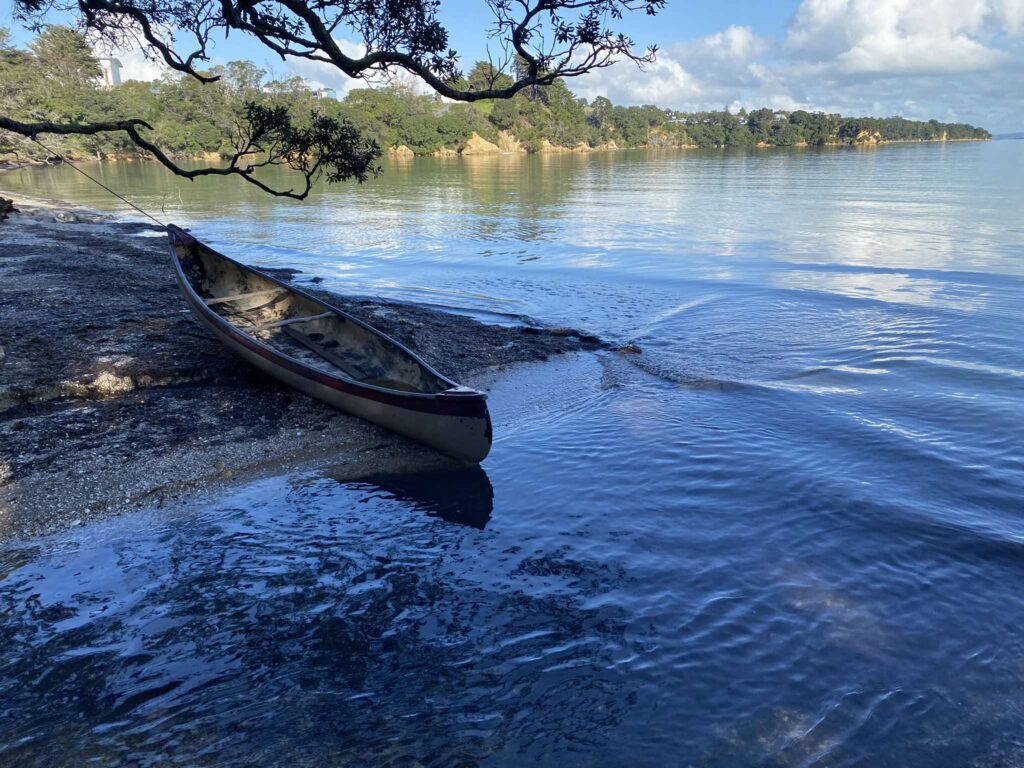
[1,142,1023,765]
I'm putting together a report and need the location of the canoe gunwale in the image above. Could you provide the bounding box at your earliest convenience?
[166,224,489,420]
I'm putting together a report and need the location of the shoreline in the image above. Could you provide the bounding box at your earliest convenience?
[0,135,992,172]
[0,192,603,540]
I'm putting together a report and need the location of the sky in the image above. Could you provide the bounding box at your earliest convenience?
[2,0,1022,132]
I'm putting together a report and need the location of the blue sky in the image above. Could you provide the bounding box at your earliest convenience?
[2,0,1022,132]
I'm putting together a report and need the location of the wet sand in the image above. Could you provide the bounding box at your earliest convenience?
[0,193,601,539]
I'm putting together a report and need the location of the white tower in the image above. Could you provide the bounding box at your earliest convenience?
[97,58,123,88]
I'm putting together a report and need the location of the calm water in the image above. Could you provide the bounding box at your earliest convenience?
[2,143,1023,766]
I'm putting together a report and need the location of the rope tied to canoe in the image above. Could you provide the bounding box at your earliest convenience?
[28,136,167,228]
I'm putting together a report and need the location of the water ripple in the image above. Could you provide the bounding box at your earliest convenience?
[2,142,1023,766]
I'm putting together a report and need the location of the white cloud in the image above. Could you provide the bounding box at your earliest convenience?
[573,26,775,110]
[569,2,1023,132]
[282,39,436,97]
[114,47,169,82]
[90,5,1021,132]
[993,0,1024,33]
[836,31,1006,74]
[787,0,1022,75]
[673,26,784,108]
[572,53,702,107]
[88,34,169,82]
[685,25,769,63]
[284,39,366,96]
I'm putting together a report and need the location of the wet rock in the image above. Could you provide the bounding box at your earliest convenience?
[532,327,604,347]
[261,267,302,281]
[0,196,17,220]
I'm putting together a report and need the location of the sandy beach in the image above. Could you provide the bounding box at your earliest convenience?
[0,192,602,539]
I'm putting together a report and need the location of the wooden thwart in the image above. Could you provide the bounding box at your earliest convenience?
[205,287,286,306]
[252,311,333,331]
[281,326,366,380]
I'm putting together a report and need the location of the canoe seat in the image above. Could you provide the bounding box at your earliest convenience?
[204,287,286,306]
[251,312,333,331]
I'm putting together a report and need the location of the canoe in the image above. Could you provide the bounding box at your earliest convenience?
[166,224,492,462]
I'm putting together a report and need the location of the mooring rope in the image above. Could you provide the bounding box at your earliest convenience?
[29,136,167,228]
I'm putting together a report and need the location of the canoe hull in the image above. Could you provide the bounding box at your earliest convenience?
[168,228,492,462]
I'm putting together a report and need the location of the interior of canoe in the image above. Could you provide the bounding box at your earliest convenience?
[174,240,451,394]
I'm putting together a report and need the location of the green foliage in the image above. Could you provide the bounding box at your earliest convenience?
[464,62,514,93]
[30,26,100,86]
[664,108,988,148]
[787,110,839,146]
[0,29,34,154]
[746,108,774,143]
[397,113,442,153]
[0,32,993,163]
[241,102,379,184]
[438,105,495,147]
[488,98,519,131]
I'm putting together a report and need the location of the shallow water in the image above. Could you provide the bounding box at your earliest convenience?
[2,143,1024,766]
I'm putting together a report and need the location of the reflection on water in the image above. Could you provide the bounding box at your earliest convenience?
[0,470,632,767]
[2,143,1024,765]
[334,464,494,529]
[773,269,990,311]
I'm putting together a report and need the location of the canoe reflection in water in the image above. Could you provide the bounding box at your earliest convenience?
[322,464,494,529]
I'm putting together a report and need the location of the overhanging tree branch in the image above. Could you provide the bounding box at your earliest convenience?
[5,0,665,195]
[0,107,379,200]
[16,0,664,96]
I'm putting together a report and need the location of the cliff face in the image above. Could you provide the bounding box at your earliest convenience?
[30,126,985,168]
[853,130,884,144]
[382,130,987,157]
[497,131,526,154]
[419,131,531,157]
[536,139,599,154]
[460,132,501,155]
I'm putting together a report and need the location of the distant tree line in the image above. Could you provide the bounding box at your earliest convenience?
[0,26,991,165]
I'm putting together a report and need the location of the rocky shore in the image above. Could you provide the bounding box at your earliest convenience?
[0,193,601,539]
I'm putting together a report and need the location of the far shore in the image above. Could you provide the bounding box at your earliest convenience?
[0,132,992,174]
[0,191,604,540]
